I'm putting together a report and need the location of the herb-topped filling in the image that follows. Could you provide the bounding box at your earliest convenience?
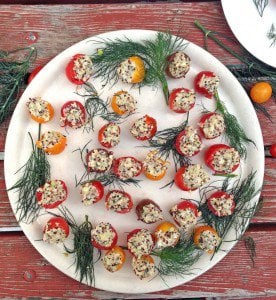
[116,157,142,180]
[171,89,196,112]
[176,126,202,157]
[155,226,180,248]
[212,148,240,173]
[197,229,220,252]
[101,123,120,147]
[37,180,66,206]
[130,115,156,140]
[127,229,154,257]
[106,191,131,212]
[60,101,86,129]
[80,182,100,205]
[209,194,235,217]
[117,56,145,84]
[73,55,93,82]
[26,97,52,122]
[132,256,155,280]
[91,222,116,248]
[87,149,113,172]
[200,113,225,139]
[102,250,124,273]
[143,151,168,179]
[43,225,67,244]
[198,73,219,95]
[112,91,137,114]
[139,203,163,224]
[170,205,199,230]
[38,131,64,150]
[167,51,190,78]
[183,164,210,190]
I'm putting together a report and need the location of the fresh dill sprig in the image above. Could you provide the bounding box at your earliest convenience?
[152,237,202,277]
[199,171,260,254]
[253,0,269,17]
[8,124,50,223]
[0,46,36,123]
[267,23,276,47]
[215,91,255,158]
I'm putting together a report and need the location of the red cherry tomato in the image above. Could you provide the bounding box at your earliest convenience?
[36,179,68,209]
[98,123,121,148]
[194,71,219,99]
[174,166,195,191]
[44,217,70,237]
[105,190,133,214]
[127,228,155,257]
[136,199,163,224]
[199,112,225,139]
[173,200,199,217]
[168,88,196,113]
[86,148,114,173]
[130,115,157,141]
[269,144,276,158]
[175,127,202,157]
[112,156,143,180]
[80,180,104,204]
[166,51,190,79]
[28,65,44,84]
[91,223,118,250]
[60,100,86,129]
[207,191,235,217]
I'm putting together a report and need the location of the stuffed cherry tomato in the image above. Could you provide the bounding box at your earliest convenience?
[28,65,44,84]
[91,222,118,250]
[36,131,67,155]
[143,151,168,181]
[105,190,133,214]
[207,191,235,217]
[174,164,210,191]
[102,246,126,273]
[127,228,155,257]
[80,180,104,205]
[36,179,67,209]
[86,148,114,173]
[132,255,156,280]
[170,200,201,230]
[168,88,196,113]
[98,123,120,148]
[26,97,54,123]
[130,115,157,141]
[111,91,137,115]
[194,71,219,99]
[60,101,86,129]
[166,51,190,79]
[117,56,145,84]
[193,225,220,253]
[136,199,163,224]
[43,217,70,244]
[199,112,225,139]
[205,144,240,174]
[154,221,180,249]
[175,126,202,157]
[65,54,93,85]
[113,156,143,180]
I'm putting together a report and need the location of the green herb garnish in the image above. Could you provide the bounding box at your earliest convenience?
[253,0,269,17]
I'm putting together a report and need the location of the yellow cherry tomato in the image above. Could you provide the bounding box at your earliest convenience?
[250,82,272,104]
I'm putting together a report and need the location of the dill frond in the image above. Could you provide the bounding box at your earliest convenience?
[267,23,276,47]
[253,0,269,17]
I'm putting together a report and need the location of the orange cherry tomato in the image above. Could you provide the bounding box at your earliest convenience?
[154,221,180,248]
[143,151,168,181]
[26,98,54,124]
[36,131,67,155]
[103,246,126,272]
[193,225,220,253]
[110,90,136,115]
[250,82,272,104]
[119,56,145,84]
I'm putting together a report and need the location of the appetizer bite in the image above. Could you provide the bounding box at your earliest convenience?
[36,131,67,155]
[166,51,190,78]
[91,222,118,250]
[136,199,163,224]
[204,144,240,174]
[98,123,120,148]
[193,225,220,253]
[170,200,201,230]
[127,228,155,257]
[174,164,210,191]
[86,148,114,173]
[111,91,137,115]
[79,180,104,205]
[194,71,219,99]
[130,115,157,141]
[143,150,168,181]
[112,156,143,180]
[105,190,133,214]
[132,255,156,280]
[36,179,68,209]
[102,246,126,273]
[207,191,235,217]
[168,88,196,113]
[26,97,54,123]
[43,217,70,244]
[175,126,202,157]
[199,112,225,139]
[66,54,93,85]
[60,101,86,129]
[154,221,180,249]
[117,56,145,84]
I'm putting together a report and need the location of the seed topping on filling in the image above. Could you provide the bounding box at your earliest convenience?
[130,116,154,139]
[102,251,123,273]
[178,126,202,156]
[80,182,100,205]
[132,256,156,280]
[170,206,199,230]
[139,203,163,224]
[106,191,131,212]
[212,148,240,173]
[91,222,115,247]
[73,55,93,82]
[210,195,235,216]
[117,157,142,180]
[168,51,190,78]
[43,225,67,244]
[128,229,154,257]
[60,101,85,128]
[155,227,180,248]
[37,180,66,206]
[117,58,137,83]
[87,149,113,172]
[26,97,51,121]
[143,151,168,177]
[183,164,210,189]
[198,229,220,252]
[173,89,196,111]
[114,92,136,113]
[39,131,64,150]
[198,74,219,94]
[102,124,120,147]
[201,114,225,139]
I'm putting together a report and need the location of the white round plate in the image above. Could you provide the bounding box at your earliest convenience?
[5,29,264,294]
[221,0,276,68]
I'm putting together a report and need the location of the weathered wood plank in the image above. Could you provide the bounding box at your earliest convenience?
[0,227,275,298]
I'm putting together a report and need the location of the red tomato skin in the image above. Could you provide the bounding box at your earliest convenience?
[92,226,118,250]
[89,181,104,203]
[175,200,199,215]
[86,149,113,173]
[194,71,217,99]
[65,54,86,85]
[168,88,195,113]
[175,129,202,157]
[199,112,221,139]
[127,229,155,256]
[36,180,68,209]
[98,123,121,148]
[207,191,235,216]
[28,65,44,84]
[60,100,86,128]
[44,217,70,237]
[105,190,133,214]
[165,52,190,78]
[204,144,240,173]
[269,144,276,158]
[132,115,157,141]
[136,199,162,223]
[174,166,196,191]
[112,157,143,179]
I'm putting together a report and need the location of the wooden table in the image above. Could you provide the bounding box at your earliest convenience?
[0,1,275,299]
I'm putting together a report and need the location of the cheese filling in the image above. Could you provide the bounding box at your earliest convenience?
[132,257,155,280]
[139,203,163,224]
[130,116,154,139]
[114,91,136,113]
[178,126,202,156]
[212,148,240,173]
[73,55,93,82]
[26,97,51,121]
[117,58,136,83]
[91,222,115,247]
[170,206,199,230]
[37,180,66,206]
[39,131,64,150]
[198,230,220,252]
[102,124,120,147]
[182,164,210,189]
[127,229,154,257]
[198,74,219,94]
[106,191,130,212]
[87,149,113,172]
[155,227,180,248]
[43,226,67,244]
[60,102,85,128]
[80,182,100,205]
[102,251,123,273]
[201,114,225,139]
[117,157,142,180]
[173,89,196,111]
[209,195,234,216]
[168,51,190,78]
[143,151,167,177]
